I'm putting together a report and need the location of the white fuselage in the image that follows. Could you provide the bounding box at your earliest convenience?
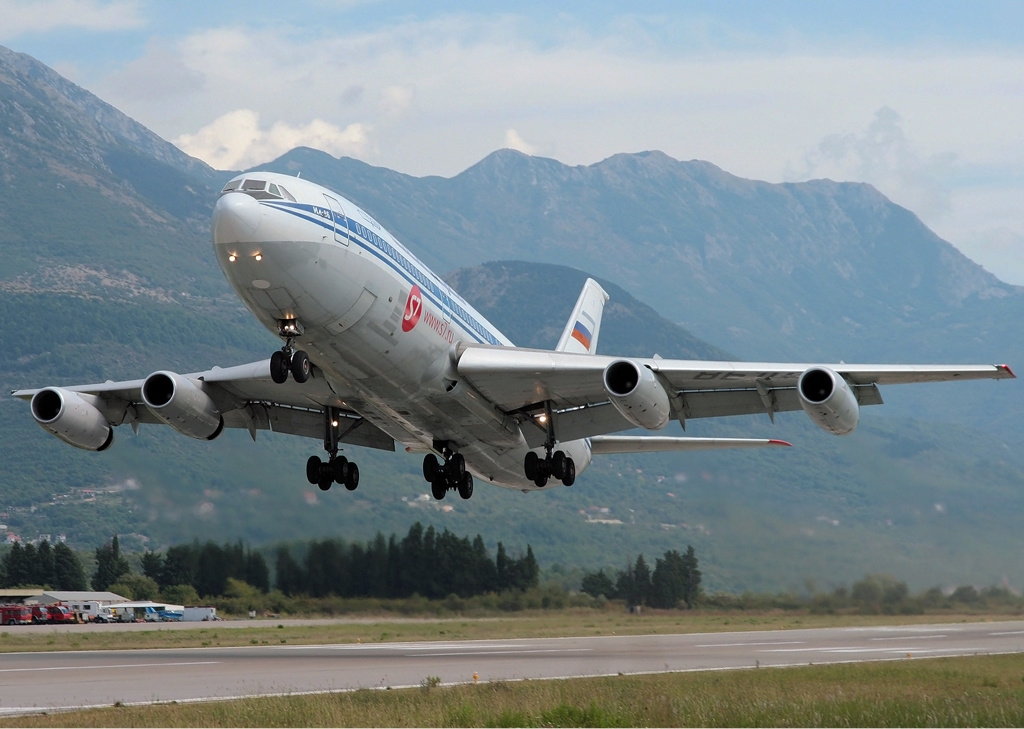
[211,172,591,489]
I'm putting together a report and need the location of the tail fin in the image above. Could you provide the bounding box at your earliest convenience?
[556,278,609,354]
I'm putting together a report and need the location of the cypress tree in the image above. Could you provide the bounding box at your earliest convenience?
[53,543,87,591]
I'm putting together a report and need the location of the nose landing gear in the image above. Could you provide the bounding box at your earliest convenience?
[270,319,310,384]
[422,447,474,500]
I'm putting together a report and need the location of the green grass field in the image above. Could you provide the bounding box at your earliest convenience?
[4,653,1024,727]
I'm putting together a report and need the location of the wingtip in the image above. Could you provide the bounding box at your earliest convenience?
[999,364,1016,379]
[768,439,793,447]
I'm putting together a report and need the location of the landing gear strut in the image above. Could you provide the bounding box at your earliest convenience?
[422,445,474,500]
[270,319,310,384]
[305,407,360,492]
[523,402,576,487]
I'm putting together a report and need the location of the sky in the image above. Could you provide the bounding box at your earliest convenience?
[3,0,1024,283]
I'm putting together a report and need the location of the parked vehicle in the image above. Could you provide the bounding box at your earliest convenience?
[46,604,77,624]
[30,605,49,624]
[182,606,220,622]
[1,605,32,625]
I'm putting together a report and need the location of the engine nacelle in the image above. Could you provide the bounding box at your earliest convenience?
[30,388,113,451]
[603,359,671,430]
[142,371,224,440]
[798,366,860,435]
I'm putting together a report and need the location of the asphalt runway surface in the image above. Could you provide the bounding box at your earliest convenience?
[2,620,1024,716]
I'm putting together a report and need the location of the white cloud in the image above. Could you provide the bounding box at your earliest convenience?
[0,0,143,38]
[173,109,371,170]
[503,129,538,155]
[77,13,1024,284]
[796,106,958,222]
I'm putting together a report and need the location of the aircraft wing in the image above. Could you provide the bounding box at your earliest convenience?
[454,343,1015,446]
[11,360,396,451]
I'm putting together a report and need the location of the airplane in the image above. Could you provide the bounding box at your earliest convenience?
[12,171,1016,499]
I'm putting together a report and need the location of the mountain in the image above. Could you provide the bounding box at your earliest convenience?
[1,47,1022,593]
[0,46,232,297]
[260,146,1024,366]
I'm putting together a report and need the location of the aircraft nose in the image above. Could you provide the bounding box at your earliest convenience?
[212,192,262,244]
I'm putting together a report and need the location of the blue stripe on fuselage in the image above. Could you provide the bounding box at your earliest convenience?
[261,200,501,345]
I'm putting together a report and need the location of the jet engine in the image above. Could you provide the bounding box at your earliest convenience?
[142,371,224,440]
[797,366,860,435]
[30,388,113,451]
[603,359,671,430]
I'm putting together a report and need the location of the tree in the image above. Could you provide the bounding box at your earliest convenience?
[53,543,86,590]
[580,569,615,599]
[651,550,687,609]
[275,546,304,596]
[679,545,702,608]
[1,542,30,587]
[92,536,130,591]
[111,573,160,601]
[141,551,164,582]
[162,584,200,606]
[160,544,198,589]
[35,541,55,588]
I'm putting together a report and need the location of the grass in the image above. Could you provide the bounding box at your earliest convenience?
[0,608,1018,653]
[4,653,1024,726]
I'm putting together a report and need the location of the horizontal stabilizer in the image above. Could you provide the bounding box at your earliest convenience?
[589,436,791,454]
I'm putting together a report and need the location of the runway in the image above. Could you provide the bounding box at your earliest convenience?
[2,620,1023,715]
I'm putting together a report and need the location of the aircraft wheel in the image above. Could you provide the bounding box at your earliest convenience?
[317,477,333,491]
[344,462,360,491]
[332,456,350,483]
[562,458,576,487]
[551,450,567,480]
[306,455,321,485]
[270,350,290,384]
[449,452,466,478]
[291,350,311,383]
[431,475,447,501]
[458,472,474,500]
[523,451,539,480]
[422,454,438,482]
[533,474,548,488]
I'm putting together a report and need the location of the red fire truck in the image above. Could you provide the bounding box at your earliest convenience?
[1,604,32,625]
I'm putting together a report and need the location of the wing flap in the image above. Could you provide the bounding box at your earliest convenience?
[590,436,791,454]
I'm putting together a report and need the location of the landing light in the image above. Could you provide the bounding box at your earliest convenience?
[227,254,237,262]
[536,414,548,424]
[332,420,339,428]
[254,253,263,262]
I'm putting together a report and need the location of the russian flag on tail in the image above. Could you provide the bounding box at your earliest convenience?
[571,320,592,350]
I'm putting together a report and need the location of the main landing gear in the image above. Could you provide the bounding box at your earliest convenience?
[524,449,576,488]
[306,453,359,492]
[270,319,310,384]
[422,447,474,501]
[306,407,360,492]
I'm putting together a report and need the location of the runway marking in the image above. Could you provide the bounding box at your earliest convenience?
[694,641,805,648]
[418,649,591,657]
[869,635,947,641]
[990,630,1024,636]
[761,647,955,655]
[0,660,220,673]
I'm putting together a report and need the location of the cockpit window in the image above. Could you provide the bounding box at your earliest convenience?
[269,183,296,202]
[221,178,296,201]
